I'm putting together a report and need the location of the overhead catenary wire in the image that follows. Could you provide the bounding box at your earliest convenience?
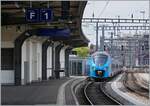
[98,0,110,18]
[92,1,95,18]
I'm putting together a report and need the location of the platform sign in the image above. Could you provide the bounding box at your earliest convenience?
[26,8,53,22]
[40,9,53,22]
[26,8,39,22]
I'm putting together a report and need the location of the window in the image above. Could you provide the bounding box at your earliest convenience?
[94,54,108,66]
[1,48,14,70]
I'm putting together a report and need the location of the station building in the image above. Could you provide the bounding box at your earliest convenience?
[1,1,89,85]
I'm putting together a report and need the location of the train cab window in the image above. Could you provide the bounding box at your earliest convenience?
[94,54,108,66]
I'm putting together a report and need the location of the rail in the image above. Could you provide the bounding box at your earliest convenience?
[84,82,94,105]
[100,82,122,105]
[83,81,121,105]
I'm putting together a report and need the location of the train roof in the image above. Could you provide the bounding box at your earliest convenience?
[91,51,110,57]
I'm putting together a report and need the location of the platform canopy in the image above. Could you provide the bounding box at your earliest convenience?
[1,1,89,47]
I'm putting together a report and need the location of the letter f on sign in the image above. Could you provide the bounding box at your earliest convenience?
[30,12,35,19]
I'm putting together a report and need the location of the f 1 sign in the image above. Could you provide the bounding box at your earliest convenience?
[40,9,53,21]
[26,9,39,22]
[26,8,53,22]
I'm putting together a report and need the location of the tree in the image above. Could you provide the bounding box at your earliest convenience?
[73,47,89,57]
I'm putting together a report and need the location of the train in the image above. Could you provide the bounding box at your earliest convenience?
[86,51,122,80]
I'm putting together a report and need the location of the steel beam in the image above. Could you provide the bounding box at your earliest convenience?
[98,25,150,30]
[82,18,149,24]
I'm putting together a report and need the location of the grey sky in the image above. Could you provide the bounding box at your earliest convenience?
[82,0,149,45]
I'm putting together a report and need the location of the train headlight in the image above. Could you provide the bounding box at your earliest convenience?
[97,71,102,76]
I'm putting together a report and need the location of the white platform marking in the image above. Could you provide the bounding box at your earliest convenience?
[56,78,75,105]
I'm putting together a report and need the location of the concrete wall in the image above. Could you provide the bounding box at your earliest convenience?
[53,42,60,71]
[37,42,42,80]
[59,47,65,77]
[1,25,29,84]
[60,48,65,70]
[59,46,71,77]
[21,40,28,84]
[1,25,29,48]
[47,46,52,79]
[1,70,14,84]
[1,25,71,84]
[21,38,42,84]
[1,25,31,85]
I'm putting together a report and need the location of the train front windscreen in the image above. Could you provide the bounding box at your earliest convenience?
[94,54,108,66]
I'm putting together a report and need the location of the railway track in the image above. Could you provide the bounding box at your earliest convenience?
[83,81,121,105]
[123,72,149,98]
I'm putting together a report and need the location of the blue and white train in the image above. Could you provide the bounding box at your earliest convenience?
[87,51,122,80]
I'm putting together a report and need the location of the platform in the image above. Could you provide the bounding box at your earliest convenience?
[2,76,86,105]
[2,77,71,105]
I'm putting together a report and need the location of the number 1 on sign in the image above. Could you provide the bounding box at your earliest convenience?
[44,12,48,19]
